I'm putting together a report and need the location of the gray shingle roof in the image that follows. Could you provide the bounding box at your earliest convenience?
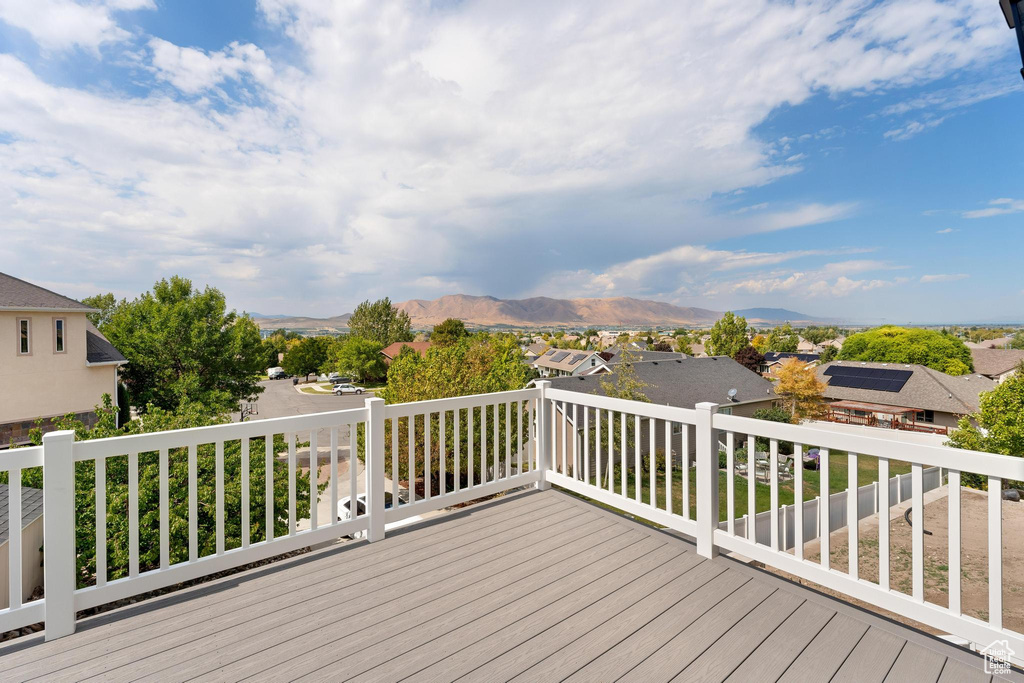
[817,360,995,415]
[970,348,1024,378]
[86,322,127,365]
[546,356,776,408]
[0,484,44,544]
[0,272,95,311]
[605,349,687,364]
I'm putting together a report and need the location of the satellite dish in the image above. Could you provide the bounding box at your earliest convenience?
[727,388,738,401]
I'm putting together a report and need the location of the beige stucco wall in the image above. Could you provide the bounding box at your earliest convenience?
[0,311,118,424]
[0,515,44,609]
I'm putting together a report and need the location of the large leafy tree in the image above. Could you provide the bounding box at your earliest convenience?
[8,397,317,588]
[378,333,532,487]
[431,318,469,346]
[838,325,973,374]
[948,363,1024,489]
[766,323,800,352]
[99,277,264,413]
[707,312,749,357]
[282,335,333,380]
[347,297,413,346]
[330,336,387,382]
[1011,332,1024,350]
[81,292,117,328]
[774,358,826,419]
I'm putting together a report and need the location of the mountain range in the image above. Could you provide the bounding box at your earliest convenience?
[251,294,833,330]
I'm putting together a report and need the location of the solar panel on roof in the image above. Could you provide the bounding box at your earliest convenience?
[825,365,912,392]
[569,353,587,364]
[551,351,570,363]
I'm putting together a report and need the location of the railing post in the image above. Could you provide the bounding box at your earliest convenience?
[42,430,77,640]
[695,402,719,558]
[536,381,551,490]
[365,397,386,542]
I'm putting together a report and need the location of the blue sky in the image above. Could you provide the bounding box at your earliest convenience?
[0,0,1021,323]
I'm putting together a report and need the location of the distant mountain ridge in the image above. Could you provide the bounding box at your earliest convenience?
[252,295,832,330]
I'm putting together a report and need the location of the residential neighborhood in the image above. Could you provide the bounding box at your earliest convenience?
[3,0,1024,680]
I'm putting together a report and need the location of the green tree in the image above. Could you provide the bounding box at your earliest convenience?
[101,277,264,413]
[331,336,387,382]
[81,292,117,328]
[431,318,469,345]
[379,334,532,489]
[347,297,413,346]
[6,396,317,588]
[838,326,973,374]
[282,335,332,380]
[818,345,839,363]
[752,406,794,453]
[707,312,749,357]
[766,323,799,353]
[600,346,650,403]
[1010,331,1024,350]
[947,363,1024,489]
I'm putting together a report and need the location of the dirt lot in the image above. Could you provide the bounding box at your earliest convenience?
[770,487,1024,636]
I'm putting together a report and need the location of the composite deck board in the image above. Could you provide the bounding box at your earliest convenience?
[724,601,836,682]
[0,488,1014,683]
[885,641,948,683]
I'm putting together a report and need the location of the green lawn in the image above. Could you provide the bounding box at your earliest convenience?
[579,452,911,523]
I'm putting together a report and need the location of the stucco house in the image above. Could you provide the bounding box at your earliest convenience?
[0,272,127,446]
[0,484,44,609]
[531,349,608,378]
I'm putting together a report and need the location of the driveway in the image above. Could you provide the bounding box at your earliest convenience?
[242,378,369,421]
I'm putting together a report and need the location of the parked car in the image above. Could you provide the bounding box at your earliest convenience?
[327,373,351,384]
[333,383,364,395]
[267,367,287,380]
[337,492,421,539]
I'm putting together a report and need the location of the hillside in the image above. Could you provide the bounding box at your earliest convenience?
[253,295,829,330]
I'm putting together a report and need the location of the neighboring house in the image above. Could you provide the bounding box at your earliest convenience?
[532,349,607,378]
[543,356,777,469]
[965,337,1014,350]
[379,341,432,364]
[688,342,707,358]
[0,484,44,609]
[816,360,995,435]
[796,338,821,354]
[759,351,820,378]
[521,342,548,362]
[970,348,1024,384]
[0,272,127,446]
[823,336,845,349]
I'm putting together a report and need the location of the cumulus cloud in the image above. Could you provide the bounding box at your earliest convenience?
[0,0,151,51]
[0,0,1010,313]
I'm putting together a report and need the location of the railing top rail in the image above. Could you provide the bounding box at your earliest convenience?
[0,445,43,471]
[714,412,1024,480]
[383,387,541,418]
[545,387,699,424]
[71,406,370,461]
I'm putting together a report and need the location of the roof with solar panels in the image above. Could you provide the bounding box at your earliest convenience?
[531,348,604,374]
[816,360,996,415]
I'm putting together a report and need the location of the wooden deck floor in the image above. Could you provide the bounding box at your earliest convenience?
[0,489,1019,682]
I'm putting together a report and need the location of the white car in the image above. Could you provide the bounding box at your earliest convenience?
[267,366,287,380]
[337,492,422,539]
[333,383,365,395]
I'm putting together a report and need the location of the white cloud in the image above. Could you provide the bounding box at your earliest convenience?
[936,228,956,234]
[0,0,1010,313]
[920,273,968,283]
[962,198,1024,218]
[0,0,150,51]
[884,117,947,140]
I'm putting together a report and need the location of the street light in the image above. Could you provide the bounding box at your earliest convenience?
[1000,0,1024,80]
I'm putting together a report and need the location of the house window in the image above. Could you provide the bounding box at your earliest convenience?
[918,410,935,424]
[17,318,30,354]
[719,406,733,415]
[672,423,682,435]
[54,318,65,353]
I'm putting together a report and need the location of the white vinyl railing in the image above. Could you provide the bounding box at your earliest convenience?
[3,380,1023,658]
[0,445,44,634]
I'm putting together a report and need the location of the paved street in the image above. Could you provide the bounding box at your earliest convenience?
[235,380,375,528]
